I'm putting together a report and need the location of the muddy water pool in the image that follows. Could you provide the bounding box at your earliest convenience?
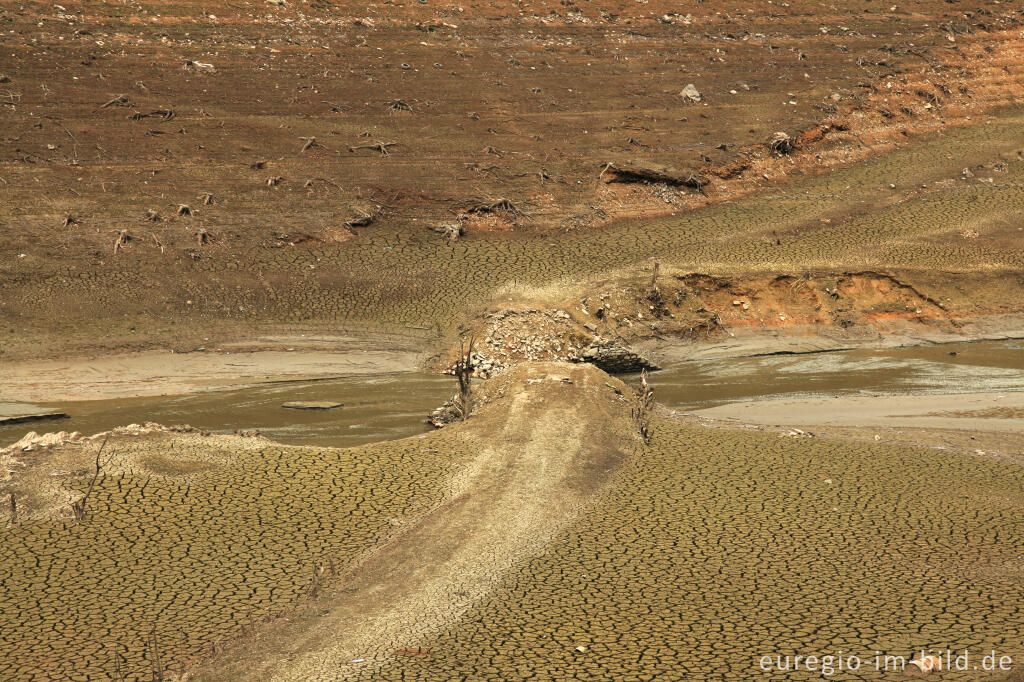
[0,372,453,448]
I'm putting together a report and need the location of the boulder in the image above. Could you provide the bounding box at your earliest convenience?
[680,83,702,103]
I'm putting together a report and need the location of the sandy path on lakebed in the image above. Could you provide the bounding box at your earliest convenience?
[195,363,637,681]
[0,345,424,403]
[692,390,1024,433]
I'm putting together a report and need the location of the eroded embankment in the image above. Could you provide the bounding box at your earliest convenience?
[444,269,1024,375]
[0,363,638,680]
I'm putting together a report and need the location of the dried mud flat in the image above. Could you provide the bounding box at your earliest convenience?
[2,366,1023,680]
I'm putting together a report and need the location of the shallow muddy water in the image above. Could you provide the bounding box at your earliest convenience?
[634,340,1024,411]
[0,373,453,449]
[3,341,1022,449]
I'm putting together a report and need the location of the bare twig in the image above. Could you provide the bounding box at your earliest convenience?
[632,369,654,444]
[299,136,322,153]
[71,435,109,521]
[98,94,132,109]
[148,623,164,682]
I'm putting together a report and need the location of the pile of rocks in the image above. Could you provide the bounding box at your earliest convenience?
[473,308,589,376]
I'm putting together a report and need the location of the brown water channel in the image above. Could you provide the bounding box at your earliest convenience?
[2,341,1023,448]
[0,372,453,449]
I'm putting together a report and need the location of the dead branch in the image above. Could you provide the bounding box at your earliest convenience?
[198,191,214,205]
[299,136,323,153]
[144,209,162,222]
[70,435,109,521]
[266,176,283,187]
[176,204,192,217]
[99,94,132,109]
[463,197,522,216]
[61,215,78,228]
[129,109,174,121]
[151,233,164,254]
[386,99,412,113]
[112,229,130,254]
[148,623,164,682]
[348,141,398,156]
[183,60,217,74]
[632,369,654,444]
[453,336,476,421]
[1,90,22,107]
[344,209,374,228]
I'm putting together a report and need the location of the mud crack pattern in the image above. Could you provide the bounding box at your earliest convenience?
[367,421,1024,681]
[0,433,477,679]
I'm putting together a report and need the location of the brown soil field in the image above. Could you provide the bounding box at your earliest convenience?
[2,1,1024,361]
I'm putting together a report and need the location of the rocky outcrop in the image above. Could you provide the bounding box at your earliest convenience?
[572,339,659,374]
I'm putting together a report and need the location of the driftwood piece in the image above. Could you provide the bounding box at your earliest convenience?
[299,136,322,153]
[348,141,398,156]
[113,229,130,253]
[601,161,708,193]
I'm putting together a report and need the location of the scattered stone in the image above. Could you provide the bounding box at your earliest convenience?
[282,401,343,410]
[680,83,702,103]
